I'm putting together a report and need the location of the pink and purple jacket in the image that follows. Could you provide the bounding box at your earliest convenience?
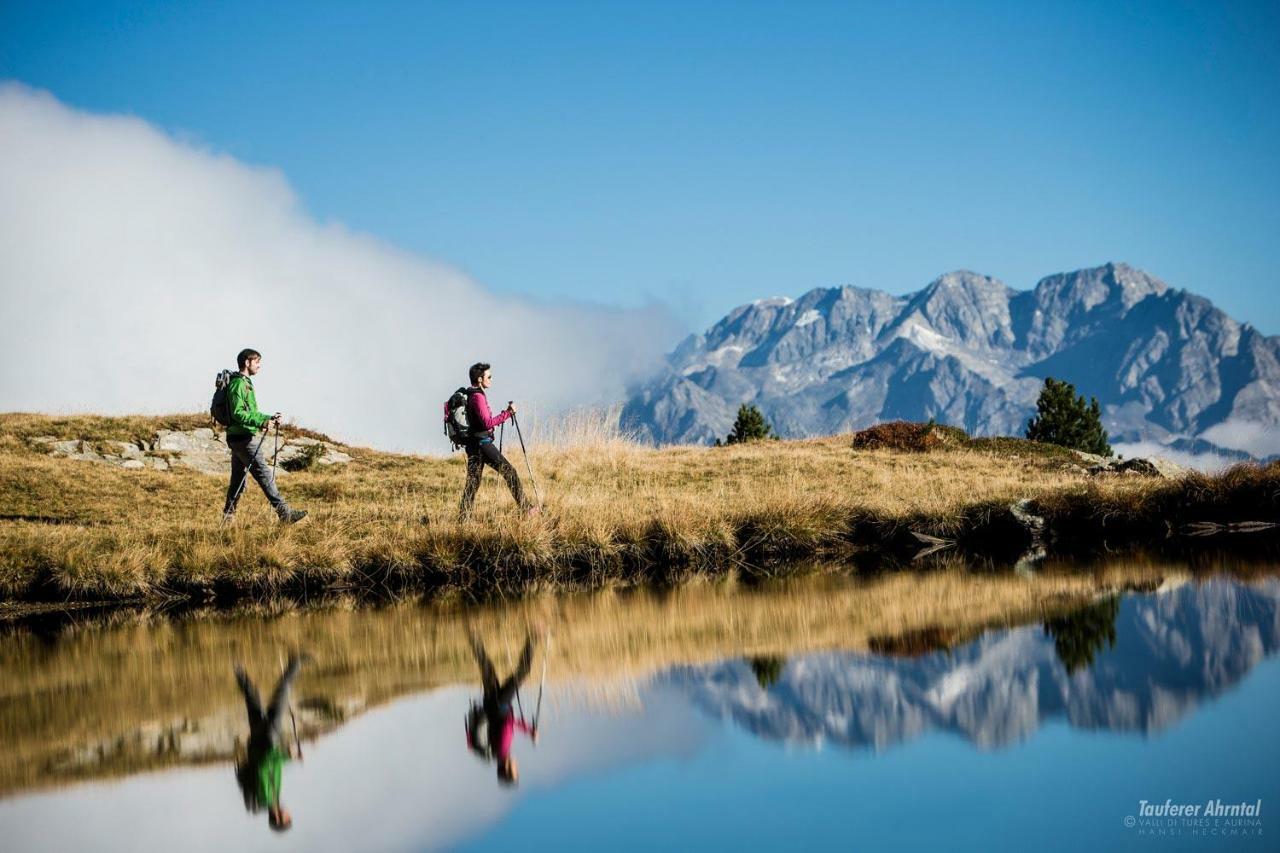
[464,711,534,760]
[466,388,511,438]
[495,713,534,760]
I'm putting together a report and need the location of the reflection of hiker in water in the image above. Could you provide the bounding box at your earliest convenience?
[234,655,305,832]
[465,631,539,786]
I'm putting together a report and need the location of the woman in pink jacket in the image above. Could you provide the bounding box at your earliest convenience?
[458,362,533,520]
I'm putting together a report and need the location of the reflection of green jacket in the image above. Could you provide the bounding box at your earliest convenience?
[227,374,270,438]
[256,745,287,808]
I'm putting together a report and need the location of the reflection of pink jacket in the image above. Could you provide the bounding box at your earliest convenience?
[497,713,534,760]
[463,711,533,760]
[466,388,511,434]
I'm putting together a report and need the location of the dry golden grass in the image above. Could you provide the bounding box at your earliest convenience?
[1,412,1277,602]
[1,555,1232,796]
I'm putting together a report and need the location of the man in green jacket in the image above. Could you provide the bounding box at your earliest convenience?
[223,348,307,524]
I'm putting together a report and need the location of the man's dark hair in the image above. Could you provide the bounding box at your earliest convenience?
[469,362,491,386]
[237,348,262,370]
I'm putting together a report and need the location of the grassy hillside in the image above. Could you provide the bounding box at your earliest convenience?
[1,413,1277,603]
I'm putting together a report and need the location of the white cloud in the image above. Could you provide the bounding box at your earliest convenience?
[0,84,682,452]
[1199,418,1280,460]
[1111,442,1237,474]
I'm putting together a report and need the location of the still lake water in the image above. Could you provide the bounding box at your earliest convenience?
[1,564,1277,851]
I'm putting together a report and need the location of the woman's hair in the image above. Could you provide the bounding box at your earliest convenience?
[469,362,491,385]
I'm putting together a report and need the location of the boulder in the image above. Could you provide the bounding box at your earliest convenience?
[155,429,221,454]
[320,448,353,465]
[1087,456,1189,479]
[44,439,105,462]
[109,441,145,460]
[275,439,353,470]
[154,429,232,474]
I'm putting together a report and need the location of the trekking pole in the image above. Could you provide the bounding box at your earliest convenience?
[271,418,281,478]
[499,420,505,453]
[507,637,525,722]
[289,705,303,760]
[230,425,272,506]
[510,414,542,505]
[533,630,550,732]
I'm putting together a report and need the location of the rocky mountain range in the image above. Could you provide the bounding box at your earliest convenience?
[621,263,1280,460]
[664,576,1280,751]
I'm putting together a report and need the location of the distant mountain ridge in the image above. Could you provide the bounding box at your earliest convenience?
[621,263,1280,459]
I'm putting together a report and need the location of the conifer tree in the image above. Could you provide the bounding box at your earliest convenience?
[1025,377,1112,456]
[718,403,776,445]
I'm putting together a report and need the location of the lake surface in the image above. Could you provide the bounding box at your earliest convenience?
[1,562,1277,851]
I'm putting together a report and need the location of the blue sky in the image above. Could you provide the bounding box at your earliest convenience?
[2,0,1278,333]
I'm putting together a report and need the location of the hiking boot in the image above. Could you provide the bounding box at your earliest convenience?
[280,509,308,525]
[221,511,236,526]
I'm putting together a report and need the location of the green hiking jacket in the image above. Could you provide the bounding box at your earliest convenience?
[227,374,271,438]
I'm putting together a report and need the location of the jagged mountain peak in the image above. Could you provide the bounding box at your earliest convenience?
[922,269,1010,295]
[890,270,1016,352]
[1031,261,1169,314]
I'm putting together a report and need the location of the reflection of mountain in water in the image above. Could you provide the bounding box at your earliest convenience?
[665,578,1280,751]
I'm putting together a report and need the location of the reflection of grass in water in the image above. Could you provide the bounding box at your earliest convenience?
[7,413,1277,603]
[0,558,1234,797]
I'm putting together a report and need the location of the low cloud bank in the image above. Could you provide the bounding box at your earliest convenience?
[0,84,681,452]
[1111,442,1237,474]
[1199,419,1280,460]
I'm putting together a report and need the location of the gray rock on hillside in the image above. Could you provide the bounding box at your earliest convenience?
[273,436,353,468]
[34,436,174,471]
[1086,456,1190,478]
[623,263,1280,460]
[34,429,352,475]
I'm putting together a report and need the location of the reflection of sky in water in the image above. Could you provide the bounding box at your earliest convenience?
[2,577,1278,852]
